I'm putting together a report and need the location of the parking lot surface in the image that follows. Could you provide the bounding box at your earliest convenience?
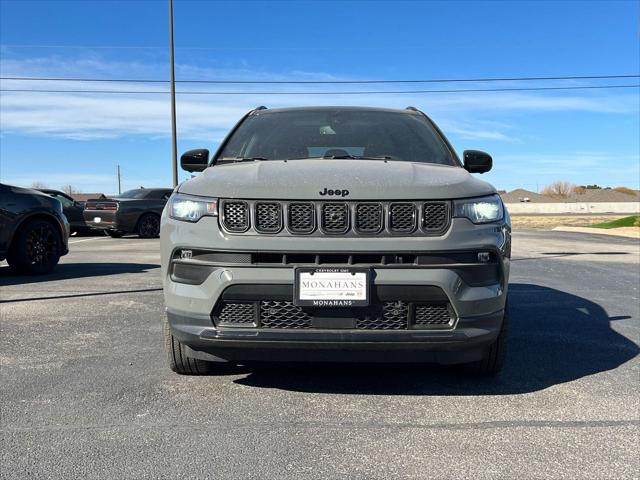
[1,231,639,479]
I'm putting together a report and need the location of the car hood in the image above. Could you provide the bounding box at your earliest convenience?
[178,159,496,200]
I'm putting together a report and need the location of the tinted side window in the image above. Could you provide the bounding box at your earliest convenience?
[53,193,74,207]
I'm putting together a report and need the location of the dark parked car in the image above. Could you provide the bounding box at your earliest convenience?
[0,183,70,274]
[83,188,173,238]
[38,189,89,235]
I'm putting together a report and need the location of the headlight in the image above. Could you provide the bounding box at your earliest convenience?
[453,194,504,224]
[169,193,217,222]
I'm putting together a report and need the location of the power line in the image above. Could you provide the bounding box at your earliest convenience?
[0,74,638,85]
[0,84,638,95]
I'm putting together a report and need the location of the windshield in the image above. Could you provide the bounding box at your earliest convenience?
[117,189,148,199]
[217,109,456,165]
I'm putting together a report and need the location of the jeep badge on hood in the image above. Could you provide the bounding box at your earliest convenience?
[319,188,350,196]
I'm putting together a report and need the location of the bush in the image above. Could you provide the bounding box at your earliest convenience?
[613,186,637,196]
[542,181,575,198]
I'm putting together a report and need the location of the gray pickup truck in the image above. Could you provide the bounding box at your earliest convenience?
[161,106,511,375]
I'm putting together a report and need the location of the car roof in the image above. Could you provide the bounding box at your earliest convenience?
[251,106,424,116]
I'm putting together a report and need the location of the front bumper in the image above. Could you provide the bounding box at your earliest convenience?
[168,308,504,364]
[161,214,510,364]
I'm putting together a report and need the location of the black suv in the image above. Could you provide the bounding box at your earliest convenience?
[0,184,70,274]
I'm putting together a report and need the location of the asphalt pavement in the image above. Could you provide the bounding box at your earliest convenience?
[1,230,638,479]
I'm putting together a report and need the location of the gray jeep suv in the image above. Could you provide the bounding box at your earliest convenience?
[161,106,511,375]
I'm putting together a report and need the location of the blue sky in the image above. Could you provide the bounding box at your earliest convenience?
[0,0,638,194]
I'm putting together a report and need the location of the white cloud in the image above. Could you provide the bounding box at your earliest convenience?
[0,56,638,143]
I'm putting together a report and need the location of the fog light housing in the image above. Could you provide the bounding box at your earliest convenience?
[477,252,491,263]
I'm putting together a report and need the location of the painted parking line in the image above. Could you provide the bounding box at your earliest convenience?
[68,236,111,245]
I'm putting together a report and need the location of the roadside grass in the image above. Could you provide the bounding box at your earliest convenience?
[511,215,623,230]
[590,216,640,229]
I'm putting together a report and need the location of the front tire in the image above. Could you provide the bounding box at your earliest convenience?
[137,213,160,238]
[7,218,62,275]
[163,317,211,374]
[463,306,508,376]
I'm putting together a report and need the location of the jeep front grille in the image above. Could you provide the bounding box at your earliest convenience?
[288,203,315,233]
[214,300,455,330]
[355,203,383,234]
[321,203,349,234]
[222,201,249,232]
[218,200,450,236]
[422,202,449,232]
[255,202,282,233]
[389,203,417,233]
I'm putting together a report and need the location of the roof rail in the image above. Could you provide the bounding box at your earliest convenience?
[405,106,420,112]
[255,106,268,111]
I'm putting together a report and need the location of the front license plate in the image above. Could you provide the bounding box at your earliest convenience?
[93,217,102,223]
[294,267,370,307]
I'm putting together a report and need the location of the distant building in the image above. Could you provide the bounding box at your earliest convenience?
[71,193,107,202]
[500,188,640,204]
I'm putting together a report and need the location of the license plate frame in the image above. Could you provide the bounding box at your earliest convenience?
[294,267,370,307]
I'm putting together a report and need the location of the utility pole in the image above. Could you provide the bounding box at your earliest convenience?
[169,0,178,188]
[117,164,122,195]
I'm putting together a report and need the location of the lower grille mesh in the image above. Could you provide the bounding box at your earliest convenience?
[414,304,452,326]
[260,301,312,328]
[215,300,454,329]
[218,303,255,324]
[356,301,408,330]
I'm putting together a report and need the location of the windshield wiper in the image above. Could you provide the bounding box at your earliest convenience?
[323,155,392,160]
[227,157,268,163]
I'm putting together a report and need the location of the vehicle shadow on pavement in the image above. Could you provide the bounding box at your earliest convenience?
[0,262,160,287]
[233,283,639,395]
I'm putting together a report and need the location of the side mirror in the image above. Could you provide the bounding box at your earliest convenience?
[463,150,492,174]
[180,149,210,173]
